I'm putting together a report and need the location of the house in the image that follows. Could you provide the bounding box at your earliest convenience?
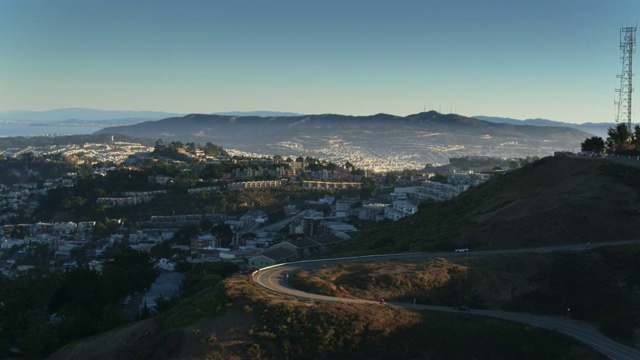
[191,234,217,255]
[278,237,319,258]
[247,232,349,268]
[148,175,173,185]
[307,233,348,254]
[334,199,355,217]
[302,181,361,190]
[1,239,25,250]
[55,245,76,258]
[248,247,297,268]
[322,221,358,234]
[77,221,95,234]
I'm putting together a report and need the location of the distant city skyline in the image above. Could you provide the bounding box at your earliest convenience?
[1,0,638,124]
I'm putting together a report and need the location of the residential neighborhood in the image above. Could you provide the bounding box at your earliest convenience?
[0,140,507,327]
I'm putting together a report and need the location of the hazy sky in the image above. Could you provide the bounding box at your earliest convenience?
[0,0,638,123]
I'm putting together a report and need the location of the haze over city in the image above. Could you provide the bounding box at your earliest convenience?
[0,0,638,124]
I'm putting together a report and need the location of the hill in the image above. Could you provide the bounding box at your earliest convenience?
[95,111,592,170]
[49,271,606,360]
[0,133,156,150]
[473,115,613,139]
[212,110,304,117]
[47,155,640,359]
[0,108,183,123]
[336,156,640,255]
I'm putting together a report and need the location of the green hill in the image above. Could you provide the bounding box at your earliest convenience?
[336,156,640,255]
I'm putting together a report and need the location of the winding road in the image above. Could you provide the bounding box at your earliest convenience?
[253,240,640,360]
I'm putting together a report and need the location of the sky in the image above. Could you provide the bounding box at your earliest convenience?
[0,0,638,123]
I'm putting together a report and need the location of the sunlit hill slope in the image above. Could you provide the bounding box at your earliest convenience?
[337,155,640,255]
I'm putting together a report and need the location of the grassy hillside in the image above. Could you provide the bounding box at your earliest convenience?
[335,156,640,255]
[291,245,640,345]
[50,273,606,360]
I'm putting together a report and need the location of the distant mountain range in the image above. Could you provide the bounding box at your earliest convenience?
[472,115,612,139]
[0,108,611,138]
[1,108,612,169]
[0,108,303,126]
[0,108,184,126]
[211,111,304,117]
[95,111,594,170]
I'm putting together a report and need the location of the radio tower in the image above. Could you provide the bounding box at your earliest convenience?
[615,26,636,129]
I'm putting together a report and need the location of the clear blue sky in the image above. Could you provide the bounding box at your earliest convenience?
[0,0,637,123]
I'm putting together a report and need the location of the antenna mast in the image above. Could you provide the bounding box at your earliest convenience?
[615,26,636,129]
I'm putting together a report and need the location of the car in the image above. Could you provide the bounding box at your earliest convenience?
[454,305,471,311]
[454,248,469,253]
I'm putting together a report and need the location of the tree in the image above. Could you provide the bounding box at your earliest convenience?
[8,225,25,239]
[384,173,398,186]
[184,142,196,153]
[16,309,59,358]
[431,173,448,184]
[297,172,311,181]
[92,221,107,238]
[200,216,213,231]
[607,123,632,149]
[345,161,354,171]
[19,151,34,161]
[62,196,87,210]
[211,223,233,248]
[77,163,94,179]
[0,272,61,357]
[518,156,539,166]
[154,296,178,314]
[633,125,640,147]
[99,303,128,332]
[359,178,377,199]
[150,240,173,259]
[581,136,605,153]
[169,141,184,150]
[202,142,221,156]
[173,224,199,245]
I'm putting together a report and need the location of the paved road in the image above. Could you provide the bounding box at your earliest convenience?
[253,240,640,360]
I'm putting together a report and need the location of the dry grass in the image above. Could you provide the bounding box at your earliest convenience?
[291,255,552,311]
[50,269,608,360]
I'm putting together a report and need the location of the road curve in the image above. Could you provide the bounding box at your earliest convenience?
[253,240,640,360]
